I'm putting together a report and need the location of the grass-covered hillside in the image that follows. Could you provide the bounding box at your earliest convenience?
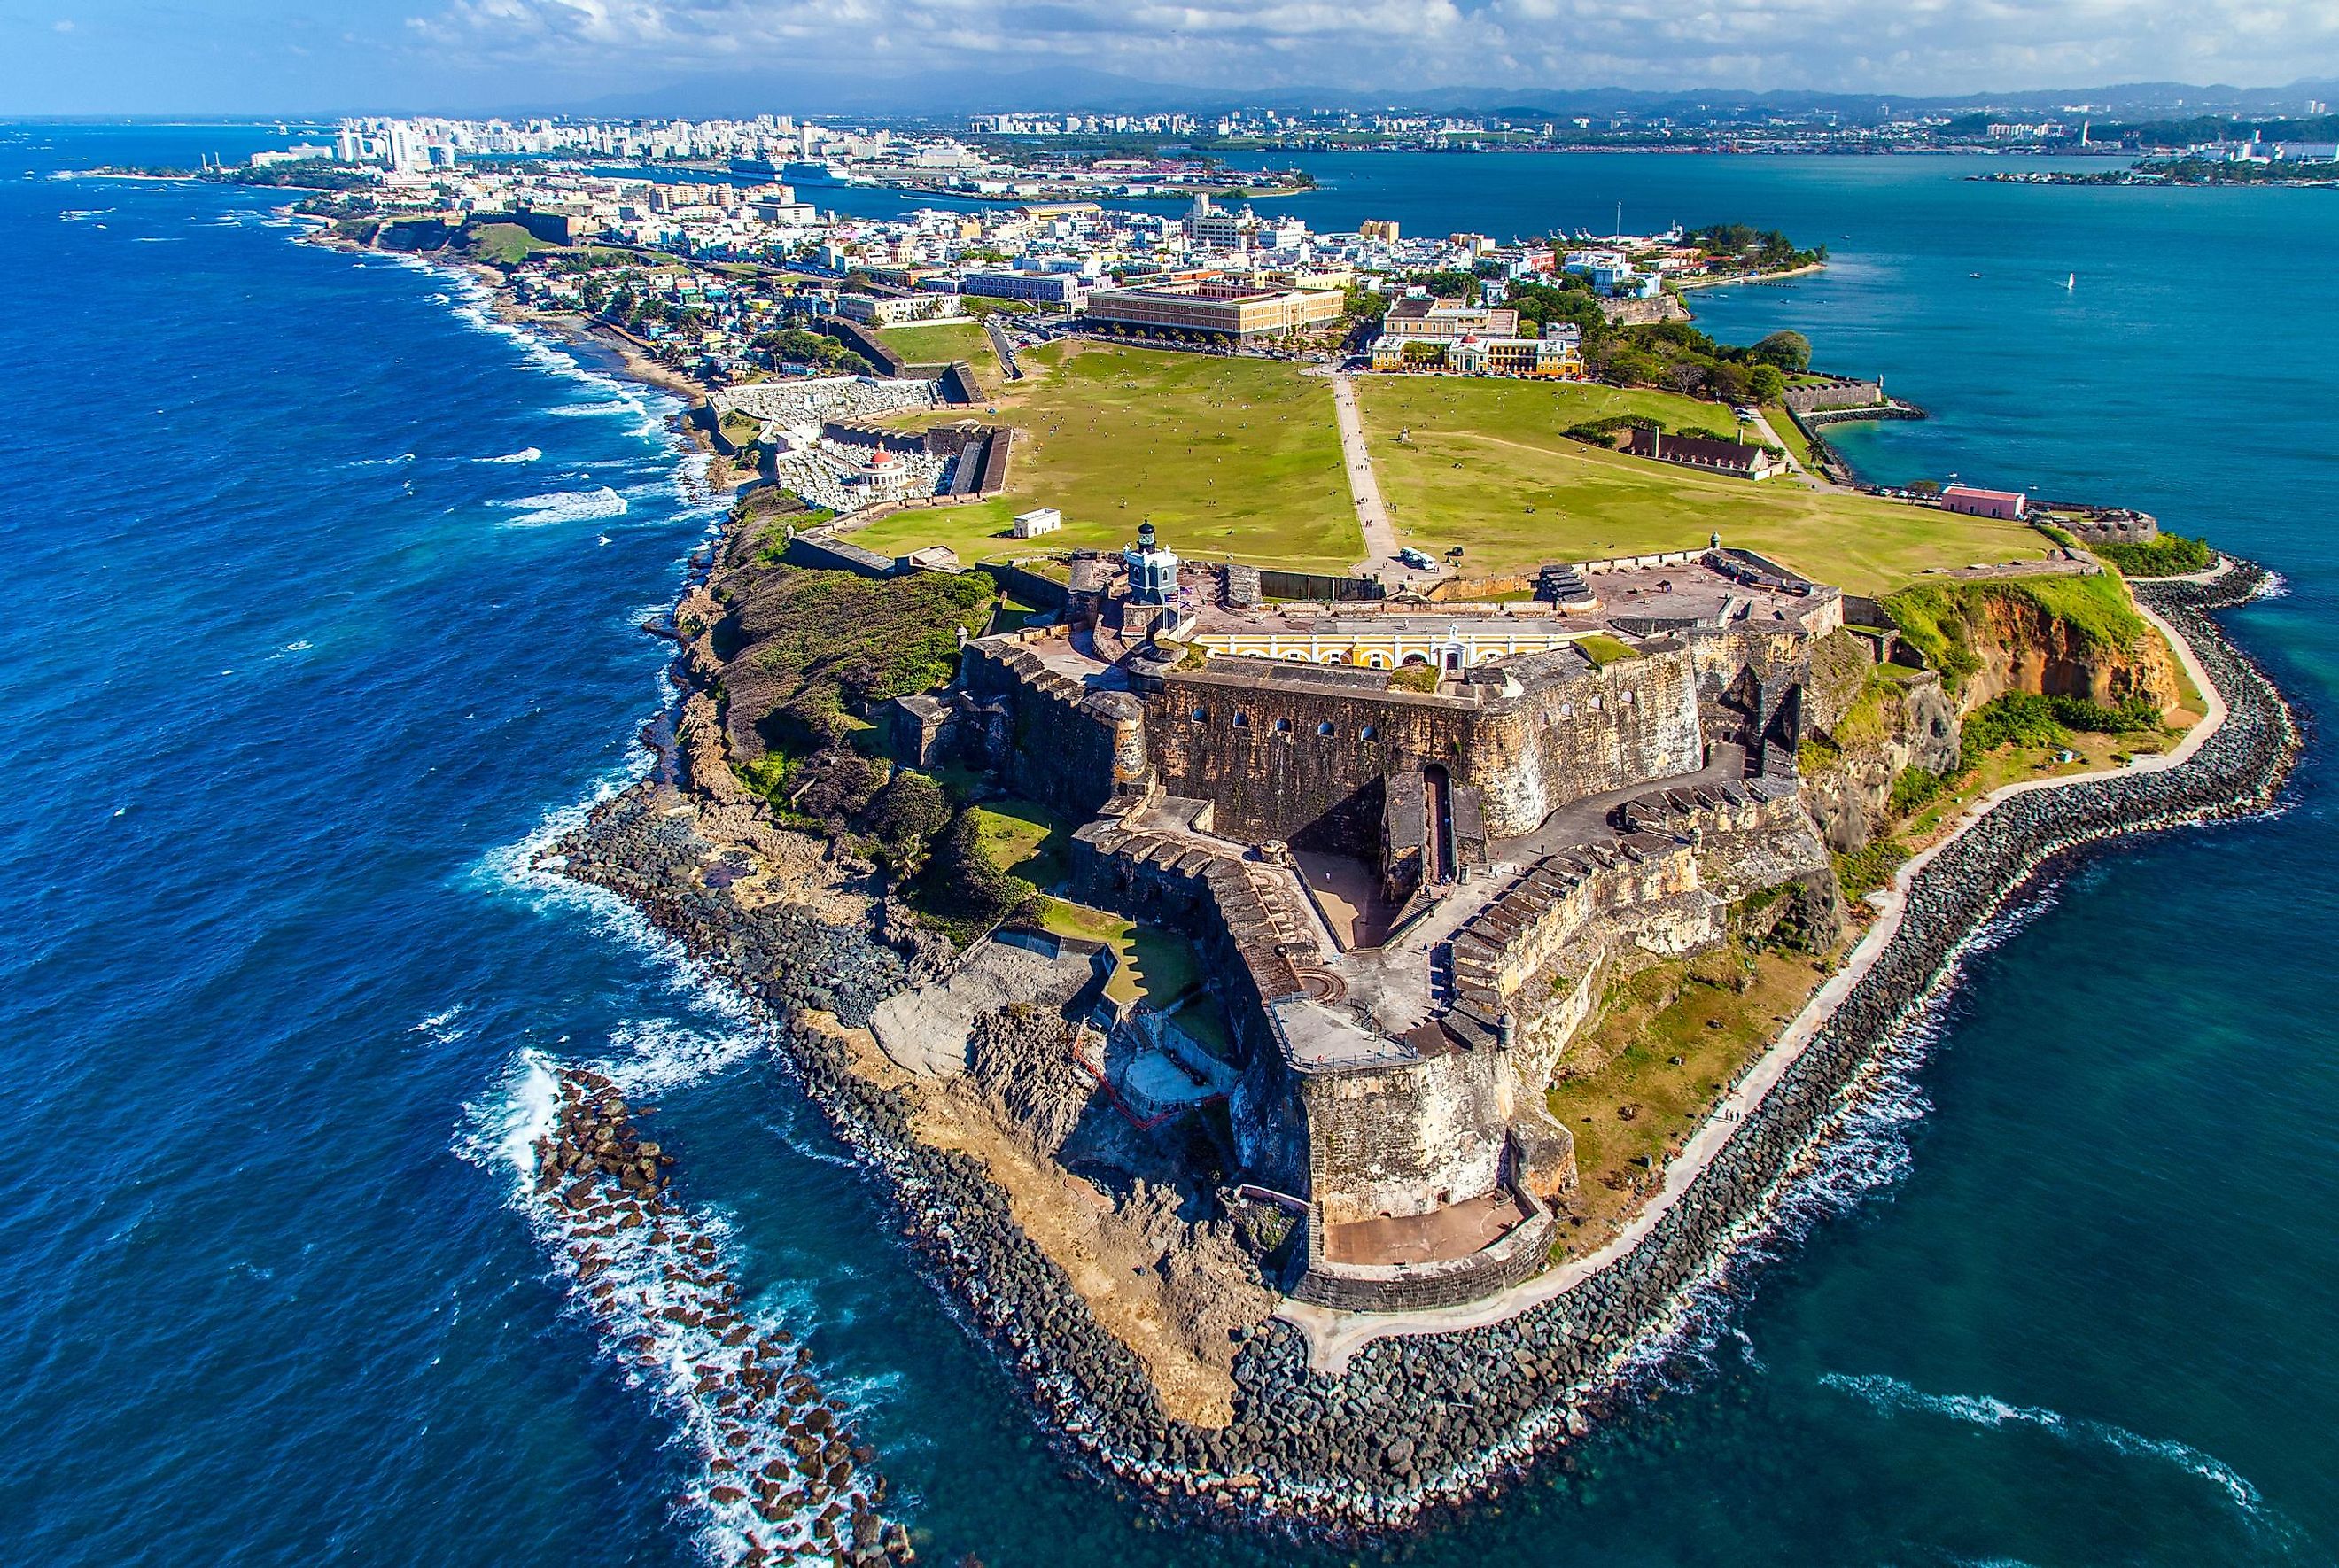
[1354,378,2048,594]
[851,342,1360,573]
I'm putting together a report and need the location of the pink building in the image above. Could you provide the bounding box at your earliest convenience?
[1940,485,2028,520]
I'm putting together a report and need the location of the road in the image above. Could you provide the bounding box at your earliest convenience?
[982,315,1022,380]
[1326,370,1403,578]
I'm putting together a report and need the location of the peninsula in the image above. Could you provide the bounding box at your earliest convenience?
[218,132,2298,1560]
[532,314,2293,1552]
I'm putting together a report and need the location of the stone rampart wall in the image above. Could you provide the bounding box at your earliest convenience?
[1782,378,1885,413]
[960,638,1129,820]
[1291,1205,1558,1312]
[1144,650,1703,843]
[1300,1044,1512,1226]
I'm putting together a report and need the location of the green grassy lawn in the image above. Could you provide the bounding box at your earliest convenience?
[1575,633,1641,666]
[1763,403,1817,467]
[880,318,996,370]
[1545,946,1823,1260]
[967,799,1073,891]
[718,411,763,450]
[464,221,554,267]
[1037,897,1207,1012]
[854,343,1360,573]
[1353,378,2048,595]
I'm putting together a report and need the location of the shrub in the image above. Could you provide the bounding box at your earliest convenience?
[1835,839,1910,900]
[1888,765,1948,816]
[860,770,952,874]
[922,810,1037,932]
[1387,664,1441,693]
[2094,533,2216,578]
[1956,691,2163,772]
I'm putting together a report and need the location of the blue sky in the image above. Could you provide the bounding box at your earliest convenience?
[4,0,2338,115]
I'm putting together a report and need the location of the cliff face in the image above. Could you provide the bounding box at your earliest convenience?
[1956,588,2181,715]
[1799,629,1961,854]
[1801,576,2185,856]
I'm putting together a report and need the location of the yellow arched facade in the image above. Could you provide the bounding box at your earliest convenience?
[1191,623,1585,671]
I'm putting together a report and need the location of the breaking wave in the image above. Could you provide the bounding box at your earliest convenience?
[497,486,628,529]
[478,446,542,465]
[1819,1372,2274,1521]
[457,1027,898,1566]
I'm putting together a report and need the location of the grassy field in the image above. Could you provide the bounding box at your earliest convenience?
[1546,947,1824,1260]
[463,221,555,268]
[850,343,1360,572]
[1037,897,1208,1012]
[1354,378,2049,594]
[967,799,1072,890]
[880,319,997,371]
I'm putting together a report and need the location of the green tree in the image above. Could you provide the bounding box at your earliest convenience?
[1751,330,1813,371]
[861,770,952,874]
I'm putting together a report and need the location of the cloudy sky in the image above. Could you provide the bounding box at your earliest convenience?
[4,0,2337,114]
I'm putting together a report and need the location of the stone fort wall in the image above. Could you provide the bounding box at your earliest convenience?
[1299,1043,1516,1228]
[960,639,1146,822]
[1143,649,1704,843]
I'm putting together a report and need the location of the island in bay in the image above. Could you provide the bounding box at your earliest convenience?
[175,116,2298,1564]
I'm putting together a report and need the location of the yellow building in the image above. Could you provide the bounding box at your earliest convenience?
[1193,617,1590,672]
[1082,280,1346,340]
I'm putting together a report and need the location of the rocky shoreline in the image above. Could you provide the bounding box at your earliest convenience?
[538,557,2296,1547]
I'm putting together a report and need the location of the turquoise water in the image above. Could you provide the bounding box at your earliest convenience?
[0,133,2330,1566]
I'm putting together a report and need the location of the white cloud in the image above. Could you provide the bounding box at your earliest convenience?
[53,17,74,30]
[403,0,2339,93]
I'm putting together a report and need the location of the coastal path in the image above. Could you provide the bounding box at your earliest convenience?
[1746,406,1831,488]
[1281,594,2232,1373]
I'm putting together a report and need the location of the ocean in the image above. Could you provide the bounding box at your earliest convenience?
[0,126,2331,1567]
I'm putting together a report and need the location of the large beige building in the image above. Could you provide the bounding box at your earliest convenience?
[1368,295,1586,380]
[1082,280,1346,340]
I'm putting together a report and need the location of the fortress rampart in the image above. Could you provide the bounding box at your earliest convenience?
[910,548,1838,1313]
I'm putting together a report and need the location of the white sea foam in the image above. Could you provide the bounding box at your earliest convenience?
[496,486,628,529]
[351,451,416,470]
[1599,885,2071,1399]
[2256,571,2289,601]
[457,1029,889,1565]
[1819,1372,2274,1520]
[477,446,542,465]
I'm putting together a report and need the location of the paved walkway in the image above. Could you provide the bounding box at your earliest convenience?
[1327,370,1403,578]
[1746,407,1830,489]
[1280,601,2231,1372]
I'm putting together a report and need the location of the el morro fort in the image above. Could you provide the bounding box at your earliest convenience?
[872,524,1846,1314]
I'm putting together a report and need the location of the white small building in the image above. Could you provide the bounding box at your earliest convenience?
[1012,508,1062,539]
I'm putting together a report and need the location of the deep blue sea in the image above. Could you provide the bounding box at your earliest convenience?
[2,127,2333,1567]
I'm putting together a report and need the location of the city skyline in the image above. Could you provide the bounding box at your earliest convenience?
[6,0,2339,117]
